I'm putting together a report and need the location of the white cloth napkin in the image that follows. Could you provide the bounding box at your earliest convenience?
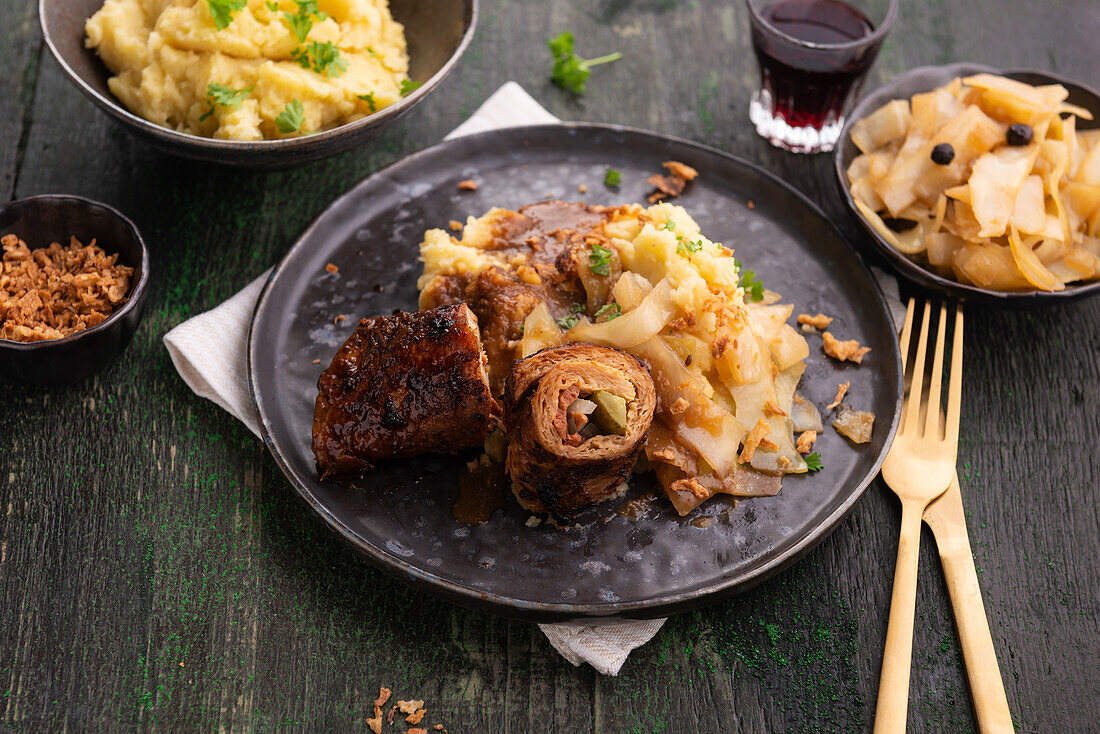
[164,82,662,676]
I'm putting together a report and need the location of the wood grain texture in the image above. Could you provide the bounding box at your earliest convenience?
[1,0,1098,731]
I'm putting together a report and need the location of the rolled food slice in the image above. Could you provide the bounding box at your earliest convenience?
[503,343,656,524]
[312,303,497,479]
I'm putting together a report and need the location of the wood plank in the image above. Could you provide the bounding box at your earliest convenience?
[0,0,43,199]
[0,0,1098,731]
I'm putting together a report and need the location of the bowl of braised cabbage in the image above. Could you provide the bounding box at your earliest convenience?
[835,63,1100,306]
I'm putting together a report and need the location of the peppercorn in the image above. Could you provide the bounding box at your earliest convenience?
[930,143,955,165]
[1007,123,1033,146]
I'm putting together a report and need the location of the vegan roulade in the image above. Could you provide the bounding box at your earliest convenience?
[503,343,656,524]
[312,303,497,479]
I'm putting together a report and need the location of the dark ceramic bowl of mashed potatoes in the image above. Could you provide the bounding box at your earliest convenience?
[39,0,478,168]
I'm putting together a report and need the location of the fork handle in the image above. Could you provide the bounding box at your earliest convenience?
[934,524,1015,733]
[874,500,924,734]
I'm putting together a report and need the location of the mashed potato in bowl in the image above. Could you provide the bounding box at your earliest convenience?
[85,0,410,141]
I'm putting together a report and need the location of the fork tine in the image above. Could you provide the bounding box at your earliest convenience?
[944,305,965,453]
[923,303,949,439]
[898,298,916,372]
[903,301,933,436]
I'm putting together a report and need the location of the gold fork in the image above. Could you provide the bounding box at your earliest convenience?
[873,299,964,733]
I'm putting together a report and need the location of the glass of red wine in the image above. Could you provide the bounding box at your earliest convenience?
[746,0,897,153]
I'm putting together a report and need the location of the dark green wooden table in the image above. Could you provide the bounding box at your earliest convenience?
[2,1,1097,731]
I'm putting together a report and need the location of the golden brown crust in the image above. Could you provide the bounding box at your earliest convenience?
[311,304,496,479]
[503,343,656,524]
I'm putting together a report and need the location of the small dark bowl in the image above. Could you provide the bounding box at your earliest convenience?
[40,0,478,169]
[0,195,150,385]
[835,62,1100,308]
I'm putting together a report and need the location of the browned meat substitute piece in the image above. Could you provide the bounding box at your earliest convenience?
[311,303,497,479]
[503,343,656,524]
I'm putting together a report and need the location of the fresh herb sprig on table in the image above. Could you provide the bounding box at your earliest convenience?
[548,32,622,95]
[292,41,348,77]
[207,0,246,30]
[199,82,254,122]
[735,258,765,302]
[604,168,622,187]
[276,99,305,133]
[805,452,823,472]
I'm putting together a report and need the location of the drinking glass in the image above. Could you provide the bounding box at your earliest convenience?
[746,0,897,153]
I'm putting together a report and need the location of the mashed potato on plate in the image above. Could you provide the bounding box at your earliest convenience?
[85,0,410,140]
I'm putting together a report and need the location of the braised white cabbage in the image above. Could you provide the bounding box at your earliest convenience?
[847,74,1100,291]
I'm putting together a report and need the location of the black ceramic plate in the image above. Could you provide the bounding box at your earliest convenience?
[249,124,903,622]
[835,63,1100,308]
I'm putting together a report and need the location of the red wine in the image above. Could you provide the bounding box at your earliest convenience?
[751,0,878,129]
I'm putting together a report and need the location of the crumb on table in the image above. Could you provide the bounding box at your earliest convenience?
[457,180,479,191]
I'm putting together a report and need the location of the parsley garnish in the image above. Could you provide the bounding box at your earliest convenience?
[548,32,622,95]
[595,302,622,321]
[266,1,278,11]
[207,0,246,30]
[400,79,423,96]
[677,238,704,257]
[735,258,765,302]
[604,168,622,187]
[282,0,328,42]
[805,452,823,472]
[276,99,305,133]
[660,219,676,231]
[588,243,612,276]
[357,92,378,112]
[199,82,254,121]
[292,41,347,77]
[556,302,585,330]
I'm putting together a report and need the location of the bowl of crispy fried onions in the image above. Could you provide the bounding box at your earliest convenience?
[835,62,1100,306]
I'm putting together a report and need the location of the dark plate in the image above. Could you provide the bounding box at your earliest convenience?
[835,62,1100,308]
[248,124,903,622]
[40,0,477,168]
